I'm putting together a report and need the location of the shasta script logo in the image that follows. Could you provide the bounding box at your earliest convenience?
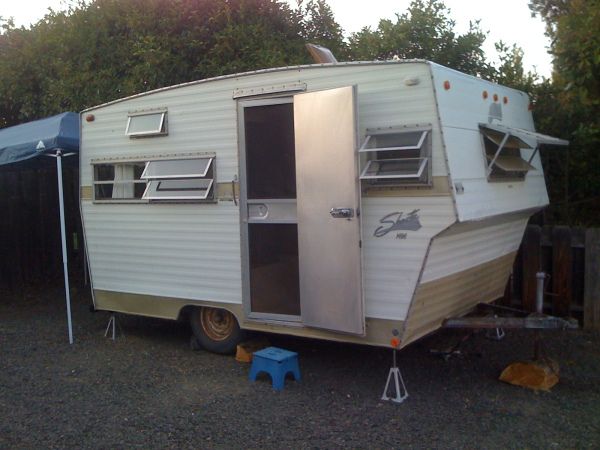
[374,209,422,239]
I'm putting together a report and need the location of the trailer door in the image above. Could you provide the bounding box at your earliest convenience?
[294,86,364,335]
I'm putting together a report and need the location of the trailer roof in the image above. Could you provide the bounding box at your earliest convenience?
[82,59,529,113]
[82,60,432,113]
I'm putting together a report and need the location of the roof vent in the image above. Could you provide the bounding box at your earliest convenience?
[306,44,338,64]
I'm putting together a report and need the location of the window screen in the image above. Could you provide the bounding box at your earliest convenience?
[126,111,167,137]
[359,127,432,186]
[244,103,296,199]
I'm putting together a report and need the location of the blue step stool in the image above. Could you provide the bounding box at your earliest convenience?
[249,347,301,390]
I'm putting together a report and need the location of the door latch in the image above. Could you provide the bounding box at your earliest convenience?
[330,207,354,219]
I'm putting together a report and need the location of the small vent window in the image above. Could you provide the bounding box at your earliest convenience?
[141,156,215,202]
[126,110,167,137]
[481,125,534,181]
[359,126,432,186]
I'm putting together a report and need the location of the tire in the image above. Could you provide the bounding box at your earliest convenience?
[189,307,244,354]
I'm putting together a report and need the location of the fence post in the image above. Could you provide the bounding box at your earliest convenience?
[552,226,572,317]
[584,228,600,330]
[521,225,541,312]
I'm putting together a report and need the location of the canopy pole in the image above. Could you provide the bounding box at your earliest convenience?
[56,150,74,344]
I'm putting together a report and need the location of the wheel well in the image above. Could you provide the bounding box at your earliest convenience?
[177,305,194,322]
[177,304,241,324]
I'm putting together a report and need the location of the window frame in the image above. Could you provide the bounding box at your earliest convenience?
[141,157,213,180]
[480,124,535,182]
[360,157,429,181]
[91,160,147,203]
[359,125,432,187]
[140,153,216,203]
[143,178,214,201]
[126,108,168,138]
[91,152,217,204]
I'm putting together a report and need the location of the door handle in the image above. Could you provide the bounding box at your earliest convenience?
[330,207,354,219]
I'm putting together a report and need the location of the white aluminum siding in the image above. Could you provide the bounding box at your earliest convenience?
[430,63,549,221]
[81,62,451,316]
[421,215,529,283]
[361,196,455,320]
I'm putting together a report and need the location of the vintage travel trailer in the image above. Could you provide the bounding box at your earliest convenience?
[79,60,567,353]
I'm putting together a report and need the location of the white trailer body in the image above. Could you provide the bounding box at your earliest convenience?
[80,61,566,349]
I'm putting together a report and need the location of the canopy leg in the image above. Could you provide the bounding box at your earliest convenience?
[56,151,74,344]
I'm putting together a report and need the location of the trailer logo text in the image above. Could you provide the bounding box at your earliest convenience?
[374,209,422,238]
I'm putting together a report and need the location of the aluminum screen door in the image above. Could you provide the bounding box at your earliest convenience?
[294,86,364,334]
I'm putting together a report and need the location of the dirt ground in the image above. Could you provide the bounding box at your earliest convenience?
[1,284,599,449]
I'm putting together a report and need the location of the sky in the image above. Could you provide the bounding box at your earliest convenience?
[1,0,553,78]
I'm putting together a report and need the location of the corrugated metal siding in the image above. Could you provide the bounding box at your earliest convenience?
[361,196,455,320]
[81,62,451,313]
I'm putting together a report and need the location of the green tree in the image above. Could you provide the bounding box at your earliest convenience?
[0,0,332,127]
[296,0,347,59]
[492,41,538,92]
[197,0,308,76]
[347,0,494,78]
[529,0,600,225]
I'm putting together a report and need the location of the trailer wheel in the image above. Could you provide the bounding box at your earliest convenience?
[189,307,244,354]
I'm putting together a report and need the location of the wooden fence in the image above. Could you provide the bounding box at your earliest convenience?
[501,225,600,329]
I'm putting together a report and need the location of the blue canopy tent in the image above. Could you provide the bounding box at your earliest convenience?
[0,112,79,343]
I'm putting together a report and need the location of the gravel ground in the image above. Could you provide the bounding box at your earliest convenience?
[1,284,599,449]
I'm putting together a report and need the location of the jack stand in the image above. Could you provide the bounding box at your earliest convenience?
[104,312,123,340]
[485,315,505,341]
[381,349,409,404]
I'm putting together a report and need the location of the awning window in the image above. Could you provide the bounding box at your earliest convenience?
[143,178,213,201]
[141,157,212,179]
[126,110,167,137]
[141,155,215,202]
[361,157,428,180]
[479,123,567,181]
[489,155,535,172]
[481,127,531,150]
[480,123,569,148]
[359,126,432,186]
[359,130,428,152]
